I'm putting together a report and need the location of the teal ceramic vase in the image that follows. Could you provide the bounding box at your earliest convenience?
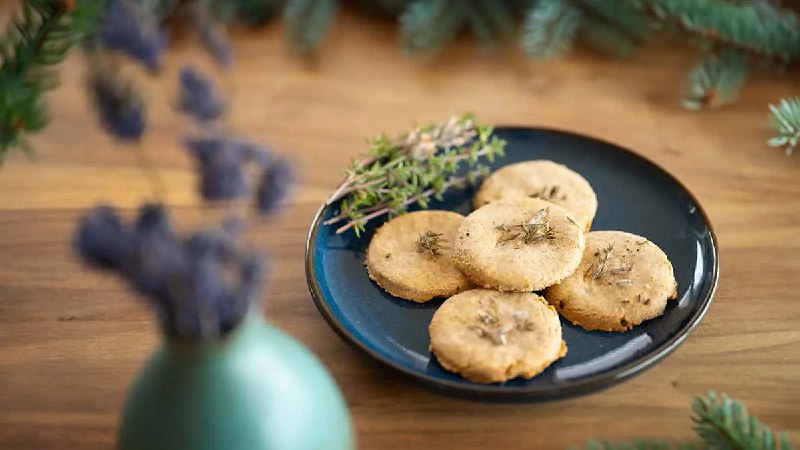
[118,314,354,450]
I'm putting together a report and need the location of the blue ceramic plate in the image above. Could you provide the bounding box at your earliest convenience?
[305,127,718,401]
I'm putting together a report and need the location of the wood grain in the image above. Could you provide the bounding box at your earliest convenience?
[1,8,799,450]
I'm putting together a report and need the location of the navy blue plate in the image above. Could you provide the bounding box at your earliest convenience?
[305,127,719,401]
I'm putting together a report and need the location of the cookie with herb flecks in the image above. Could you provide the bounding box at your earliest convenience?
[429,289,567,383]
[473,160,597,231]
[366,210,473,303]
[453,198,585,292]
[544,230,678,332]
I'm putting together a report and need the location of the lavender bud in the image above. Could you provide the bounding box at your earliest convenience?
[178,67,225,122]
[221,216,245,239]
[234,140,271,168]
[134,203,174,238]
[89,69,146,142]
[184,136,225,166]
[197,23,234,70]
[74,205,132,269]
[99,0,167,72]
[198,148,248,201]
[220,255,264,333]
[124,204,183,300]
[256,159,294,215]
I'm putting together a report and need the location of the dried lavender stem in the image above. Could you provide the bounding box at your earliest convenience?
[135,145,166,203]
[333,175,467,235]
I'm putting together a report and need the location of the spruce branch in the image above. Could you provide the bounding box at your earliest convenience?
[580,19,638,59]
[283,0,337,55]
[521,0,583,59]
[324,114,505,236]
[227,0,284,26]
[466,0,516,48]
[577,0,651,43]
[576,0,650,58]
[768,97,800,156]
[581,439,691,450]
[579,391,795,450]
[645,0,800,63]
[691,391,794,450]
[0,0,105,160]
[683,49,748,110]
[400,0,469,55]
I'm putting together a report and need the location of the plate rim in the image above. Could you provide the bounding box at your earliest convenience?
[304,126,720,401]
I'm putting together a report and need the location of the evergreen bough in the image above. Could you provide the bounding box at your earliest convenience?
[579,391,794,450]
[1,0,798,160]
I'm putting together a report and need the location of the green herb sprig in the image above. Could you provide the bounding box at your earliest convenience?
[768,97,800,157]
[416,230,446,256]
[580,391,794,450]
[0,0,105,160]
[324,114,505,236]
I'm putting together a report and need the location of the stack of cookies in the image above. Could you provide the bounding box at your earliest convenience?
[365,160,677,383]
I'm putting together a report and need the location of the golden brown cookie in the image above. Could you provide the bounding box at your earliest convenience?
[474,160,598,231]
[366,210,473,302]
[544,230,678,332]
[429,289,567,383]
[453,198,585,292]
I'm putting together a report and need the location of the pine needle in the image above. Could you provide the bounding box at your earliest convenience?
[646,0,800,63]
[400,0,468,55]
[521,0,583,59]
[579,391,795,450]
[283,0,337,55]
[691,391,794,450]
[682,50,748,110]
[466,0,516,48]
[581,19,638,59]
[0,0,105,160]
[768,97,800,156]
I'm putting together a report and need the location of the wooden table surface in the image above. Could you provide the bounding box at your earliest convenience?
[1,8,799,450]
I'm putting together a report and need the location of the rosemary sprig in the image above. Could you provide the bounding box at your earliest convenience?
[495,208,556,245]
[324,114,506,236]
[587,243,615,280]
[529,185,565,200]
[416,230,446,256]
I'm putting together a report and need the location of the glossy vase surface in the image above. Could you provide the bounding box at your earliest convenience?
[118,315,354,450]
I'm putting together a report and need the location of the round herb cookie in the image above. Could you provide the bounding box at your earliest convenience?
[429,289,567,383]
[544,230,678,332]
[453,198,585,292]
[473,160,598,231]
[366,210,472,303]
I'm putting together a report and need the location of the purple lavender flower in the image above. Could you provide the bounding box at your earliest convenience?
[89,69,146,142]
[159,230,264,339]
[197,23,234,70]
[184,136,272,201]
[123,204,183,301]
[74,205,132,269]
[198,146,248,201]
[219,255,264,333]
[178,67,225,122]
[185,136,270,166]
[73,203,266,340]
[256,159,294,215]
[240,142,271,168]
[98,0,167,72]
[221,216,245,239]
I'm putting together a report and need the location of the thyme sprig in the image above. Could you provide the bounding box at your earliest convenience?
[587,243,615,280]
[324,114,506,236]
[416,230,446,256]
[495,208,556,245]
